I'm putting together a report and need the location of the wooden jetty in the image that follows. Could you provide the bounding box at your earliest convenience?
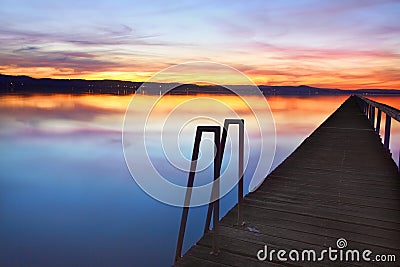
[175,96,400,266]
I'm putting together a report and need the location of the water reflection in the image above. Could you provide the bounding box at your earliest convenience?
[0,94,350,266]
[123,94,277,206]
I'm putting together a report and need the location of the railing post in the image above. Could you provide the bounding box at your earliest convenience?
[370,106,375,126]
[384,115,391,150]
[368,104,371,119]
[211,128,221,255]
[398,150,400,172]
[238,119,244,226]
[204,119,245,231]
[362,101,366,114]
[376,110,382,134]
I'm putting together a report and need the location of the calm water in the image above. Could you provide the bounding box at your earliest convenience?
[0,94,398,266]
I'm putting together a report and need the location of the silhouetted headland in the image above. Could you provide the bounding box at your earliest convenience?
[1,74,399,96]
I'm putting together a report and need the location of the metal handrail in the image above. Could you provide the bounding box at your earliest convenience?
[175,126,221,262]
[204,119,245,234]
[174,119,245,262]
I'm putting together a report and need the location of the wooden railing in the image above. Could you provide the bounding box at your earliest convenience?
[355,95,400,166]
[175,119,245,262]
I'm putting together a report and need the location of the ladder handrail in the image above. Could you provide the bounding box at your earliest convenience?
[204,119,245,235]
[174,119,245,262]
[175,126,221,262]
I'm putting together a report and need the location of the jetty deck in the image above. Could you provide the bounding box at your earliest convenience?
[175,96,400,266]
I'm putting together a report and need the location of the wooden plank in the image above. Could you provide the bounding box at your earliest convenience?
[220,205,400,250]
[221,210,400,247]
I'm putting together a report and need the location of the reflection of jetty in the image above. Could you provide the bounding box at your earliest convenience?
[175,96,400,266]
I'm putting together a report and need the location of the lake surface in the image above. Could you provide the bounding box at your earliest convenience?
[0,94,398,266]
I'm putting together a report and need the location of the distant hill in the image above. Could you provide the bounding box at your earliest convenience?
[1,74,399,95]
[259,85,343,95]
[0,74,142,94]
[258,85,400,96]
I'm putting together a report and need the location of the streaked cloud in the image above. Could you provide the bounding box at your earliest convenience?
[0,0,399,89]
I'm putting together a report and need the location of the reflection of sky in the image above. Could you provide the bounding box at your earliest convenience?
[0,94,360,266]
[123,93,276,205]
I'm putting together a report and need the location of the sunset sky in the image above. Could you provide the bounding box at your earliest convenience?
[0,0,399,89]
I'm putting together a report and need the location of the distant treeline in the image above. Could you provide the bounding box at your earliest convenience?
[0,74,142,95]
[1,74,399,96]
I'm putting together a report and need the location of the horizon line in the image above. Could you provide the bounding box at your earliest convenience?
[2,73,400,91]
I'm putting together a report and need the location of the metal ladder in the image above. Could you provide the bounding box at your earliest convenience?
[175,119,245,262]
